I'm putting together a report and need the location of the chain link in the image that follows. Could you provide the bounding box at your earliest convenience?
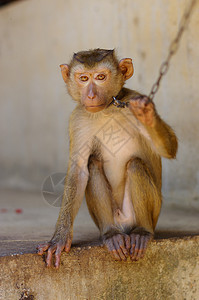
[148,0,197,101]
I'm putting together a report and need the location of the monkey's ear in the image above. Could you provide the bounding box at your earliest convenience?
[118,58,134,80]
[60,64,70,83]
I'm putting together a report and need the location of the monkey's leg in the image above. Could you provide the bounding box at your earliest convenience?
[125,157,162,261]
[86,158,130,261]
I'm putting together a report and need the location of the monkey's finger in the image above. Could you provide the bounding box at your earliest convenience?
[130,234,136,256]
[135,95,150,104]
[134,235,140,257]
[140,243,147,258]
[131,235,140,261]
[65,239,72,253]
[113,236,127,261]
[141,236,151,258]
[105,239,121,261]
[124,235,131,251]
[55,244,64,269]
[111,249,122,261]
[129,97,144,105]
[130,95,145,103]
[136,236,145,260]
[130,105,145,116]
[128,100,141,110]
[37,243,50,255]
[117,235,129,258]
[141,96,151,106]
[46,245,57,267]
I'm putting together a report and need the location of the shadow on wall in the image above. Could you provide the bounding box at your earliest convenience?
[0,0,20,7]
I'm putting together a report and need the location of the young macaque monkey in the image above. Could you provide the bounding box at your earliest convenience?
[37,49,178,268]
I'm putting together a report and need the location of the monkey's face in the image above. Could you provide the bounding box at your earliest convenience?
[73,67,121,113]
[60,52,134,113]
[62,64,125,113]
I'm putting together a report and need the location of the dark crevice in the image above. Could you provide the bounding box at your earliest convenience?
[0,232,199,256]
[0,0,24,8]
[154,230,199,239]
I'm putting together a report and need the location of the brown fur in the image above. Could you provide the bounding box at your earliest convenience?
[37,49,178,267]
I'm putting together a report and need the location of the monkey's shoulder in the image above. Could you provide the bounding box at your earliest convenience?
[119,88,141,102]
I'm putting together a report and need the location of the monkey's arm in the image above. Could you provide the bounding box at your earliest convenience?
[145,115,178,158]
[128,96,178,158]
[37,159,89,268]
[37,114,89,268]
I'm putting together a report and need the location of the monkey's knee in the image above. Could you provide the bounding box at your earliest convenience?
[126,157,160,196]
[127,157,150,177]
[88,155,103,173]
[126,157,161,230]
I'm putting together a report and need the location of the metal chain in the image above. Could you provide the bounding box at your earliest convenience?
[148,0,197,101]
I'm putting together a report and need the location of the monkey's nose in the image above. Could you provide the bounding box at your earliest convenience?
[88,94,96,100]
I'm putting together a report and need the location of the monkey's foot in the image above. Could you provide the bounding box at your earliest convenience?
[37,238,72,269]
[103,233,131,261]
[129,230,153,261]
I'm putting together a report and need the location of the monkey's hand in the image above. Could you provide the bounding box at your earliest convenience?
[103,233,131,261]
[128,96,157,127]
[37,232,72,269]
[129,229,153,261]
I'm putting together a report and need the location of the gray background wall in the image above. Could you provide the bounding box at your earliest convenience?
[0,0,199,204]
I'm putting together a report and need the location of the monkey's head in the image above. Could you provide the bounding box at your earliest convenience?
[60,49,134,113]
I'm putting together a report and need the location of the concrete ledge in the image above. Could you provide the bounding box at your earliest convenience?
[1,236,199,300]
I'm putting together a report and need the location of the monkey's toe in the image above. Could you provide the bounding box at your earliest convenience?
[104,233,130,261]
[37,242,50,255]
[129,233,152,261]
[37,238,72,268]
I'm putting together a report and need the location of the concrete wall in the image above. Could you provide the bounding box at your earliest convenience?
[0,0,199,202]
[1,237,199,299]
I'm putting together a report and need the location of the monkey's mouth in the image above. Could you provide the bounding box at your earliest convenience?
[85,103,106,112]
[86,104,105,108]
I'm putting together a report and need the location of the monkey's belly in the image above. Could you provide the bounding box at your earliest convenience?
[100,132,160,206]
[101,136,140,200]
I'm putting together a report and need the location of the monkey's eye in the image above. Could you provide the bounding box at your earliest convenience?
[96,74,106,81]
[79,75,89,82]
